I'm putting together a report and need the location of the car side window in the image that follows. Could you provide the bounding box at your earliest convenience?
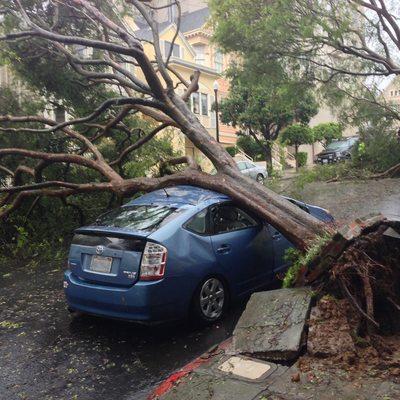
[245,162,254,169]
[237,162,247,171]
[211,205,259,235]
[184,208,210,235]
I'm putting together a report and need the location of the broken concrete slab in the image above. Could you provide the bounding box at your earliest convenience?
[231,288,312,361]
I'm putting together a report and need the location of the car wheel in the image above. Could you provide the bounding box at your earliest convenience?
[256,174,265,184]
[192,277,228,325]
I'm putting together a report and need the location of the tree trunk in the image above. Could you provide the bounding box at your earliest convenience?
[264,143,273,174]
[249,128,273,173]
[295,144,299,172]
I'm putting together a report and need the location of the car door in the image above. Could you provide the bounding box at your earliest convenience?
[209,203,275,296]
[270,198,311,275]
[245,162,257,179]
[268,225,294,276]
[237,161,249,176]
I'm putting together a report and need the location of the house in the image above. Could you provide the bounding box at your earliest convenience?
[133,5,237,169]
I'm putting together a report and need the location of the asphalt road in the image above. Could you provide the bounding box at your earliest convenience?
[1,178,399,400]
[0,260,245,400]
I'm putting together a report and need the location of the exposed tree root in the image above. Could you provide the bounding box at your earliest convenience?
[300,218,400,359]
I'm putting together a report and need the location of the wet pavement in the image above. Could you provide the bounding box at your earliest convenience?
[0,261,244,400]
[285,178,400,224]
[1,178,399,400]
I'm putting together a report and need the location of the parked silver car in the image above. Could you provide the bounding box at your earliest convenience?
[236,160,268,183]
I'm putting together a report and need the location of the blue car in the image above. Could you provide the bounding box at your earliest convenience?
[64,185,333,324]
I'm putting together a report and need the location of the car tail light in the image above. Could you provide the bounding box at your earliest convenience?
[139,242,167,281]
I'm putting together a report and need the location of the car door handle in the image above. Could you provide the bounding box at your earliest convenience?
[216,244,231,254]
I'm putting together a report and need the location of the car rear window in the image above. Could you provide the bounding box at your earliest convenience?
[93,205,179,233]
[326,140,350,151]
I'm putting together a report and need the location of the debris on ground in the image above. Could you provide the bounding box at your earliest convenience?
[307,297,356,358]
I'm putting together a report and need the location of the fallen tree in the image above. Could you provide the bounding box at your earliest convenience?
[0,0,327,250]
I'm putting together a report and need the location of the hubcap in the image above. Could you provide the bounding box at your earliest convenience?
[257,175,264,183]
[199,278,225,320]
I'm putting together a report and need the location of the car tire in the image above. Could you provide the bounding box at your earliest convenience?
[256,174,265,184]
[191,276,229,325]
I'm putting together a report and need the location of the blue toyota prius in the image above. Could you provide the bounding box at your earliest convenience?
[64,185,333,324]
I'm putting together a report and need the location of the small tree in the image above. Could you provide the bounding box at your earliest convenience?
[312,123,343,147]
[218,63,318,172]
[281,124,314,171]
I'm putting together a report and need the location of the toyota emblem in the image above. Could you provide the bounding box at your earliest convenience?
[96,245,105,255]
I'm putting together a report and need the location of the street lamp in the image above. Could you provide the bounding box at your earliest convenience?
[213,80,220,143]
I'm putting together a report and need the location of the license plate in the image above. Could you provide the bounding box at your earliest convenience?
[90,255,113,274]
[322,159,328,164]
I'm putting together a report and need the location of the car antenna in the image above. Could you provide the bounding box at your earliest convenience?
[163,188,170,197]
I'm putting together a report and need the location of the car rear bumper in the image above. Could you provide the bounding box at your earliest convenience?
[64,270,188,322]
[315,154,348,164]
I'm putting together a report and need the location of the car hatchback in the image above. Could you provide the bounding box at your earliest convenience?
[64,186,333,324]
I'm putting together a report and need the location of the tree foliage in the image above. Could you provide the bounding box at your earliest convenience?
[281,125,314,148]
[281,124,314,169]
[312,123,343,146]
[216,44,318,170]
[236,135,266,160]
[210,0,400,127]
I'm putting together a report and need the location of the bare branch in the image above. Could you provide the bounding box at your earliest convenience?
[110,123,169,166]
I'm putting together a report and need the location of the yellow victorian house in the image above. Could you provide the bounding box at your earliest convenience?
[132,6,237,168]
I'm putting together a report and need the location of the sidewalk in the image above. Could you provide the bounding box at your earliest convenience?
[150,286,400,400]
[150,341,400,400]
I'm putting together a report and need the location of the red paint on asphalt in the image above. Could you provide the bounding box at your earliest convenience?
[148,338,232,399]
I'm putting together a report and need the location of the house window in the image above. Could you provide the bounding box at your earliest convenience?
[391,91,394,96]
[191,93,209,115]
[201,93,208,116]
[193,44,206,65]
[214,49,223,73]
[164,41,181,58]
[192,92,200,114]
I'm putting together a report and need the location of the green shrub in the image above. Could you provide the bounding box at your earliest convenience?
[295,152,308,167]
[289,162,372,197]
[226,146,238,156]
[352,129,400,172]
[237,135,266,160]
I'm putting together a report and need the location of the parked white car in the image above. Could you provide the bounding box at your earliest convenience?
[236,161,268,183]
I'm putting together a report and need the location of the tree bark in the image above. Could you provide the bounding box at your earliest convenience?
[248,128,273,173]
[264,143,273,174]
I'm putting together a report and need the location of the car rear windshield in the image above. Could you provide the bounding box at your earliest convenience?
[326,140,350,151]
[93,205,179,233]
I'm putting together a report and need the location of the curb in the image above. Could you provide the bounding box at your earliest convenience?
[148,338,232,399]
